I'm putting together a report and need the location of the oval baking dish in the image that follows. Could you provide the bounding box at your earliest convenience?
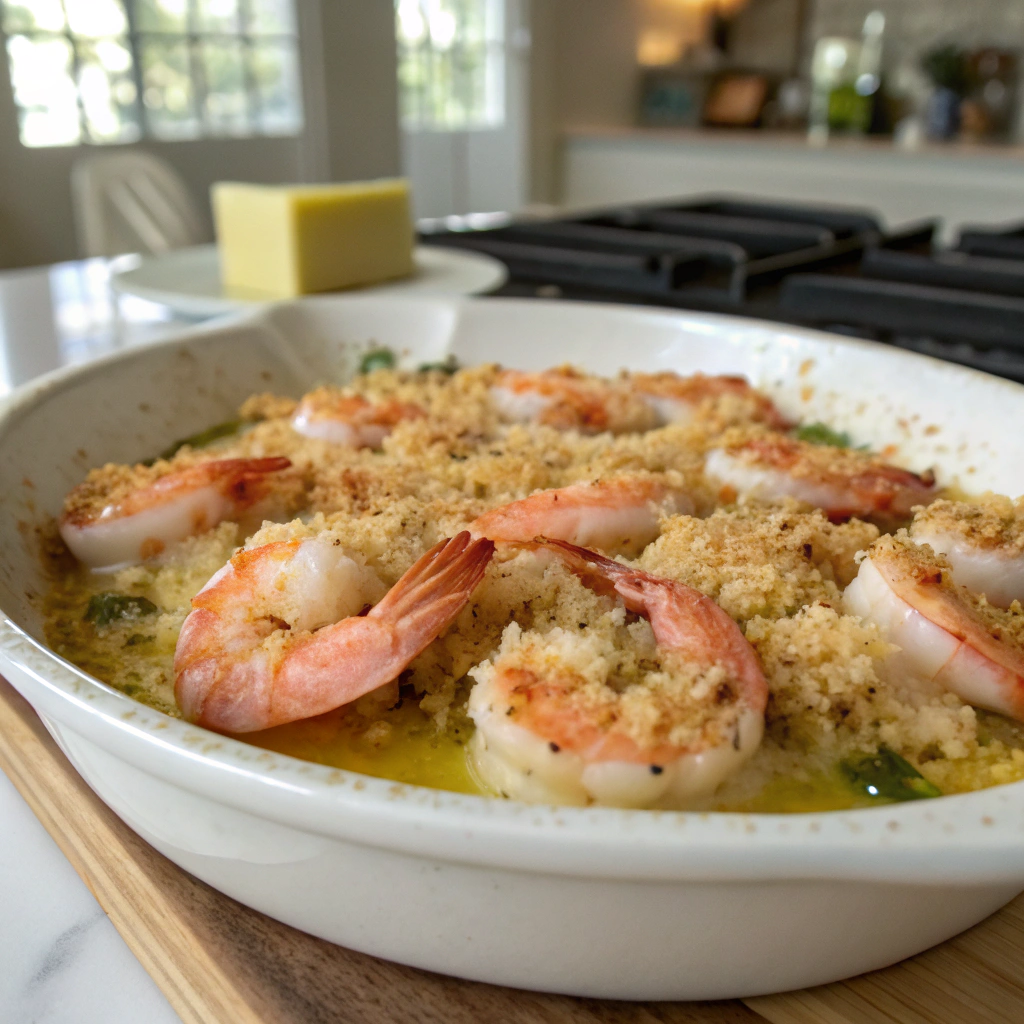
[2,296,1024,1000]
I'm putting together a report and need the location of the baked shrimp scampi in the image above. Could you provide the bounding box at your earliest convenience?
[44,356,1024,812]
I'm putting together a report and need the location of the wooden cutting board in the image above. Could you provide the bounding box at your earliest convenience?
[1,674,1021,1024]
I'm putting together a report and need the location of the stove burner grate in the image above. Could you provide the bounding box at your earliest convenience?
[422,196,1024,383]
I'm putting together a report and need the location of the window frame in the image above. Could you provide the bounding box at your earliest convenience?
[1,0,303,147]
[395,0,506,133]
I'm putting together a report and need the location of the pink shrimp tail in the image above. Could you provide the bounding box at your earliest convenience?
[177,531,495,733]
[540,538,768,713]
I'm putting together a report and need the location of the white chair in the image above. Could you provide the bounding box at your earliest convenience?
[71,151,211,258]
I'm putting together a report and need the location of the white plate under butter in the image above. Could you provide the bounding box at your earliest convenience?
[1,297,1024,1000]
[110,243,507,317]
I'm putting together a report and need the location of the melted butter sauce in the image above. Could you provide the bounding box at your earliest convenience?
[244,699,486,796]
[716,772,877,814]
[41,523,1024,815]
[38,556,997,813]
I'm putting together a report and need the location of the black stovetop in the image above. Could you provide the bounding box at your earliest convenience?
[420,196,1024,384]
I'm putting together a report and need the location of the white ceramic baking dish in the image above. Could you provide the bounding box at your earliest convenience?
[2,297,1024,1001]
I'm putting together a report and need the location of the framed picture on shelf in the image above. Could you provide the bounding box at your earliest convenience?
[702,73,771,127]
[639,69,708,127]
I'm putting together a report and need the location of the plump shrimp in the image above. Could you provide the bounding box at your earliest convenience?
[490,367,657,435]
[175,531,495,733]
[626,371,792,430]
[705,431,936,522]
[910,497,1024,609]
[844,534,1024,721]
[470,476,693,556]
[291,389,425,447]
[468,541,767,808]
[60,457,292,571]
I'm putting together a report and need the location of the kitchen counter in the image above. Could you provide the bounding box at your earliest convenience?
[0,258,191,1023]
[0,771,181,1023]
[561,125,1024,241]
[564,124,1024,161]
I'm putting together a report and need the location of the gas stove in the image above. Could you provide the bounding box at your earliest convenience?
[420,198,1024,384]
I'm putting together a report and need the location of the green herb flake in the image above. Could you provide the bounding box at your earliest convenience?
[840,746,942,802]
[359,348,396,374]
[795,422,853,448]
[146,419,245,465]
[124,633,156,647]
[417,355,460,375]
[85,593,158,627]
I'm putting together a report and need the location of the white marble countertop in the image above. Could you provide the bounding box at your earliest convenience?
[0,771,181,1023]
[0,258,192,1023]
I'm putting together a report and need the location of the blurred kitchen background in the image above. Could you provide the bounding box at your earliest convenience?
[0,0,1022,269]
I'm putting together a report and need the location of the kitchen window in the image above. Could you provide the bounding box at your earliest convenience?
[1,0,302,148]
[395,0,505,130]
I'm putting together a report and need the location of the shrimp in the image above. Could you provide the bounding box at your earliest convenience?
[468,541,767,808]
[60,456,292,571]
[844,534,1024,721]
[174,531,495,733]
[910,497,1024,609]
[626,371,792,430]
[704,431,936,522]
[291,389,424,447]
[490,367,657,435]
[470,476,693,556]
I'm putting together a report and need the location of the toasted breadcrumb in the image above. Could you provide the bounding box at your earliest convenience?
[638,502,878,622]
[870,532,1024,647]
[239,392,298,421]
[912,494,1024,554]
[714,425,926,483]
[43,361,1024,808]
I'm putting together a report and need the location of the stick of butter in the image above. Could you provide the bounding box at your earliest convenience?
[212,179,415,298]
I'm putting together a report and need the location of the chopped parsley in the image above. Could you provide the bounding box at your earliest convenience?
[840,746,941,802]
[146,419,245,465]
[794,422,853,449]
[85,593,158,627]
[417,355,460,375]
[359,347,397,374]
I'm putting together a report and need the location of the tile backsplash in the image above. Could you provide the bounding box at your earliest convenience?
[808,0,1024,98]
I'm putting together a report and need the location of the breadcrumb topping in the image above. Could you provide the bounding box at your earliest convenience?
[638,502,878,622]
[869,531,1024,648]
[43,361,1024,808]
[912,494,1024,554]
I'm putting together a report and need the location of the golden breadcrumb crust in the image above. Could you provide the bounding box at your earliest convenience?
[43,363,1024,805]
[912,494,1024,554]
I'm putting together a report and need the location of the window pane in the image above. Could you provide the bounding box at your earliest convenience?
[396,0,504,130]
[396,0,426,45]
[2,0,65,34]
[247,0,295,35]
[141,37,199,138]
[195,0,239,33]
[397,44,426,125]
[64,0,127,37]
[201,40,250,133]
[6,33,81,146]
[2,0,304,146]
[135,0,187,32]
[250,40,301,134]
[77,37,140,143]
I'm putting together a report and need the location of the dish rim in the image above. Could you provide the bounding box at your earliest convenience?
[4,296,1024,887]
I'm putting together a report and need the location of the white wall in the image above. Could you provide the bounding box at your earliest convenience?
[0,1,401,269]
[314,0,401,184]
